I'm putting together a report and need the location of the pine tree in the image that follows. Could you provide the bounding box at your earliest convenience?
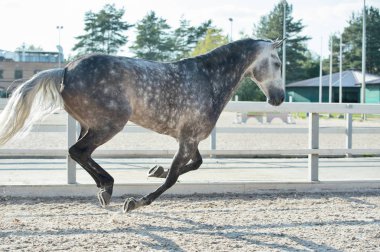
[172,18,212,59]
[342,6,380,74]
[73,4,132,55]
[254,1,311,82]
[190,28,228,57]
[129,11,174,61]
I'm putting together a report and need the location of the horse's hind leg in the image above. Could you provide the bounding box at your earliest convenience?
[148,149,202,178]
[69,124,126,207]
[124,140,198,212]
[78,124,88,141]
[178,150,203,175]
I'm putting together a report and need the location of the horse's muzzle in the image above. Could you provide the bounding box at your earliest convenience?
[267,87,285,106]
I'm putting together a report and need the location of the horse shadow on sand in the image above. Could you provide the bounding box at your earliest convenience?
[1,192,379,251]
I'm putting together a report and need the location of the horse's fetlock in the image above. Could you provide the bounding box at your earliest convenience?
[142,197,152,205]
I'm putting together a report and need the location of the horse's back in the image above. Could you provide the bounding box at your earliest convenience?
[62,54,215,140]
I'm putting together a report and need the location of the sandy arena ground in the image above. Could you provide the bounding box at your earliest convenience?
[1,111,380,251]
[0,192,379,251]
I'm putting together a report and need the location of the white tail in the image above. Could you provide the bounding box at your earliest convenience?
[0,68,64,145]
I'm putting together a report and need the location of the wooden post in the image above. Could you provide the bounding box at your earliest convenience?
[308,113,319,181]
[67,115,77,184]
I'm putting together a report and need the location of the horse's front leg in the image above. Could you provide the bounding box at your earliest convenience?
[123,141,197,212]
[147,149,202,178]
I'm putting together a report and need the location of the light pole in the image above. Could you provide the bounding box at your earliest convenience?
[228,18,233,42]
[319,37,323,103]
[282,0,286,91]
[329,35,333,103]
[361,0,366,104]
[56,25,63,68]
[339,33,343,103]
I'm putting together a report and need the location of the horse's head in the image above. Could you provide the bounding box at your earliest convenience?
[244,39,286,106]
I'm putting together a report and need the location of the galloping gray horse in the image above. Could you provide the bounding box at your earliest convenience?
[0,38,285,212]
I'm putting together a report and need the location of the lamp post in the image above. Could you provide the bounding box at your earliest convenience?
[339,33,343,103]
[56,25,63,68]
[329,35,333,103]
[319,37,323,103]
[361,0,366,104]
[282,0,286,91]
[228,18,233,42]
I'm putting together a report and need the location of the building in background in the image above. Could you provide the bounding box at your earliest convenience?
[0,50,63,96]
[366,77,380,104]
[286,70,380,103]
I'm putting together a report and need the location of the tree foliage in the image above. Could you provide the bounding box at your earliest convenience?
[253,0,312,83]
[234,78,266,102]
[130,11,212,61]
[130,11,174,61]
[342,6,380,74]
[73,4,132,55]
[173,18,212,59]
[16,44,44,51]
[235,0,316,101]
[190,28,228,57]
[323,6,380,75]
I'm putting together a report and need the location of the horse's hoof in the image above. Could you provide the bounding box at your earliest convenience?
[97,187,112,208]
[148,165,164,178]
[123,197,138,213]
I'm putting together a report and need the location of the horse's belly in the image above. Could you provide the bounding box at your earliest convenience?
[130,109,214,141]
[129,112,180,138]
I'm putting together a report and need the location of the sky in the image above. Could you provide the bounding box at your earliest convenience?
[0,0,379,59]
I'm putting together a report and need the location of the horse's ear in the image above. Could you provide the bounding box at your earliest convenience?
[272,38,287,49]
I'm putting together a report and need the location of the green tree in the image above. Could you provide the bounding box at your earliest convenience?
[253,0,311,83]
[234,78,266,101]
[323,6,380,75]
[302,51,321,78]
[323,34,342,74]
[130,11,174,61]
[73,4,132,55]
[16,44,44,51]
[341,6,380,74]
[190,28,228,56]
[172,18,212,59]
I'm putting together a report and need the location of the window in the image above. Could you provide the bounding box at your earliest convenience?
[0,69,3,79]
[14,69,23,79]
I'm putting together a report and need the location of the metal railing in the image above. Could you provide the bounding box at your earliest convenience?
[1,99,379,184]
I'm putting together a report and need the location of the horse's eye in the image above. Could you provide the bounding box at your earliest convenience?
[274,62,281,68]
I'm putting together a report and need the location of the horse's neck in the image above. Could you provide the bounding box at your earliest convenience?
[199,41,260,112]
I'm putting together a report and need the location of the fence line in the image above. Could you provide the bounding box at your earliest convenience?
[1,99,380,184]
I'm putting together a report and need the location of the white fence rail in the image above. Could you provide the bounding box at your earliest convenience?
[1,99,380,184]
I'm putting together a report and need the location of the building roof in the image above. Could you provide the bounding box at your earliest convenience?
[287,70,380,88]
[367,78,380,84]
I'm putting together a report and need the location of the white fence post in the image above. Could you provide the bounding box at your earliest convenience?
[210,127,216,157]
[346,113,353,156]
[308,112,319,181]
[67,115,77,184]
